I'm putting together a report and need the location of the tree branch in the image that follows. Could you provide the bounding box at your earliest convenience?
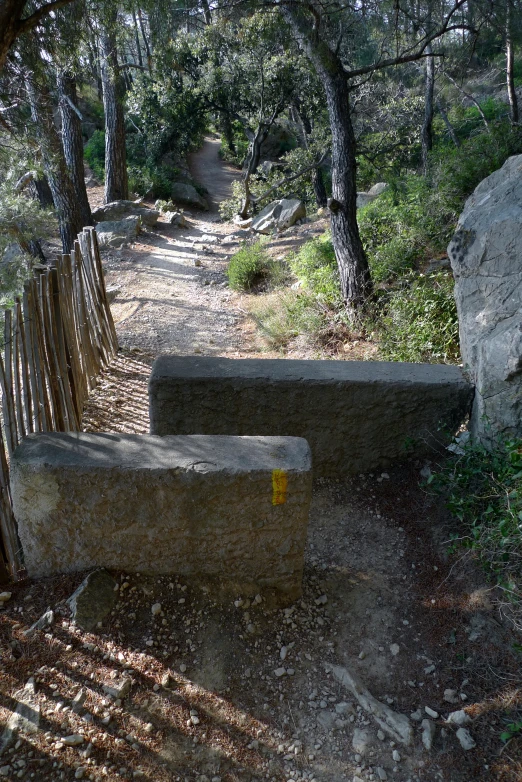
[17,0,77,34]
[251,151,328,205]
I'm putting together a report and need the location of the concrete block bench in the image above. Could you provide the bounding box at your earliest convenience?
[149,357,473,477]
[11,433,312,600]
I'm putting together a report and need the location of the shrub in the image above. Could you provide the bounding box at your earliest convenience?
[248,289,331,350]
[84,130,105,181]
[430,435,522,628]
[289,233,342,306]
[127,164,173,199]
[227,241,272,291]
[376,272,460,364]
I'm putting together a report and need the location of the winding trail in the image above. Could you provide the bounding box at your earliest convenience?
[99,137,245,360]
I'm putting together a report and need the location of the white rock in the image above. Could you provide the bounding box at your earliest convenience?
[63,735,84,746]
[392,750,401,761]
[376,768,388,781]
[456,727,476,750]
[280,646,288,660]
[151,603,162,616]
[425,706,439,719]
[0,592,12,602]
[443,689,459,704]
[421,719,436,750]
[274,668,286,677]
[390,644,400,656]
[446,710,471,726]
[352,728,371,755]
[410,709,422,721]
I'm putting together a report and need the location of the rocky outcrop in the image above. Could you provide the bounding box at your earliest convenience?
[171,182,208,210]
[95,216,140,248]
[357,182,388,209]
[92,200,159,227]
[252,198,306,234]
[448,154,522,442]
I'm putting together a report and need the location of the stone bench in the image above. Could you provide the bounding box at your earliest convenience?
[149,356,473,477]
[11,433,312,600]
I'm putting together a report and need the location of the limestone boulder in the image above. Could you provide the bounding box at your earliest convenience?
[164,210,188,227]
[171,182,208,210]
[92,200,159,227]
[252,198,306,234]
[95,216,140,248]
[356,182,387,209]
[448,154,522,442]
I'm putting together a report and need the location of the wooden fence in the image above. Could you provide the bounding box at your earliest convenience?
[0,227,118,580]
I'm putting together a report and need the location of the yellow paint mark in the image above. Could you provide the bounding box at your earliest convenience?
[272,469,288,505]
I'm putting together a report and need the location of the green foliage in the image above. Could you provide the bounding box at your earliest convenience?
[227,241,272,291]
[289,232,341,306]
[430,436,522,625]
[0,184,55,307]
[84,129,105,181]
[376,272,459,363]
[249,290,326,350]
[127,164,174,200]
[501,720,522,743]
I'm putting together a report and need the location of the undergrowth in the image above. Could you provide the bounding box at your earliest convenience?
[429,436,522,630]
[226,241,273,291]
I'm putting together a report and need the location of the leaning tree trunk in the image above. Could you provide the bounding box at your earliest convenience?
[421,44,435,175]
[281,7,372,313]
[238,122,272,219]
[29,174,55,207]
[323,72,373,311]
[27,76,83,253]
[57,72,92,227]
[99,21,128,203]
[506,0,519,124]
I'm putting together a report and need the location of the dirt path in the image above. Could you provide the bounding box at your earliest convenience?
[0,143,519,782]
[188,136,240,211]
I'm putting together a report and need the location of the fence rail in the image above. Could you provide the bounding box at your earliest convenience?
[0,227,118,579]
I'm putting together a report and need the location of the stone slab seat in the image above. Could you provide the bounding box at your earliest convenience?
[149,356,474,477]
[11,433,312,600]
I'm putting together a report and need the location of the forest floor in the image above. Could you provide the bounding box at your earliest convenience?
[0,139,521,782]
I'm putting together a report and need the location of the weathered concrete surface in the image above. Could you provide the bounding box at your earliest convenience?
[11,433,312,599]
[448,154,522,442]
[149,357,473,477]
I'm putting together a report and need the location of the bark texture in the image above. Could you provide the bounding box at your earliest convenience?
[281,7,372,312]
[99,21,128,203]
[27,75,83,253]
[57,72,92,227]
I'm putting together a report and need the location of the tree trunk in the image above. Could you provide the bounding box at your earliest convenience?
[421,44,435,175]
[281,8,372,313]
[436,97,460,147]
[506,0,519,124]
[294,103,328,208]
[137,8,152,71]
[29,174,55,207]
[132,11,143,68]
[324,72,372,311]
[57,72,92,227]
[27,75,83,253]
[220,111,236,154]
[238,122,273,218]
[99,20,128,203]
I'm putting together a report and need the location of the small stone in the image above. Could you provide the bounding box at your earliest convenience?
[315,595,328,605]
[456,727,476,751]
[352,728,371,755]
[274,667,286,677]
[358,651,366,660]
[443,689,459,704]
[389,644,400,657]
[190,715,200,725]
[151,603,162,616]
[446,710,471,726]
[72,689,86,714]
[75,768,86,779]
[179,664,187,673]
[102,678,132,700]
[410,709,422,721]
[280,646,288,660]
[0,592,12,602]
[377,730,385,741]
[161,672,174,688]
[424,665,436,675]
[376,768,387,781]
[0,767,11,777]
[421,719,436,750]
[425,706,439,719]
[392,750,401,761]
[63,735,84,746]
